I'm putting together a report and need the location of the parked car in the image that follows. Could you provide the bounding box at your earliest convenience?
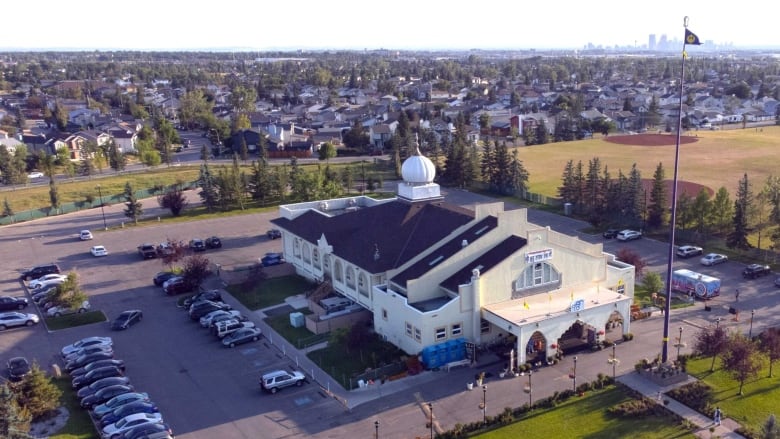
[99,401,160,428]
[90,245,109,257]
[27,171,44,179]
[742,263,771,279]
[163,277,194,296]
[119,422,173,439]
[28,273,67,289]
[261,252,285,267]
[602,229,619,239]
[47,300,91,317]
[92,392,150,418]
[222,327,262,348]
[156,242,174,257]
[61,336,113,358]
[138,244,157,259]
[189,301,232,321]
[64,345,114,363]
[0,312,40,330]
[700,253,728,266]
[260,370,306,393]
[7,357,31,382]
[80,384,134,409]
[153,271,177,286]
[616,229,642,241]
[189,239,206,252]
[77,376,132,400]
[19,263,61,281]
[205,236,222,249]
[70,359,125,379]
[102,412,164,439]
[199,309,241,328]
[266,229,282,239]
[79,230,94,240]
[675,245,703,258]
[213,319,255,338]
[0,296,29,311]
[111,310,143,330]
[32,285,59,303]
[72,366,124,389]
[65,352,115,372]
[183,289,222,308]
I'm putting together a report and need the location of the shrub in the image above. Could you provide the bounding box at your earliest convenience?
[666,381,713,412]
[607,397,663,418]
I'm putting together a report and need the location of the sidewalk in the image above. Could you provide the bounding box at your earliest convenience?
[618,373,745,439]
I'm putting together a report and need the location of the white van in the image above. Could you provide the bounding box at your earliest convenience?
[213,319,255,338]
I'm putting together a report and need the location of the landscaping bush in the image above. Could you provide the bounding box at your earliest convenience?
[666,381,713,413]
[607,397,664,418]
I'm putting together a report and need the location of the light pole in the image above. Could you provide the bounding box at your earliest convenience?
[482,385,487,424]
[428,402,433,439]
[710,317,721,372]
[573,356,578,392]
[528,370,532,407]
[611,343,617,379]
[749,310,755,338]
[375,420,379,439]
[677,327,684,360]
[96,184,107,230]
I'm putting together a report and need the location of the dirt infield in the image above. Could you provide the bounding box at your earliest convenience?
[603,133,699,146]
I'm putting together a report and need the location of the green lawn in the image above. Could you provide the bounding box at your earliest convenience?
[44,311,107,331]
[307,333,406,389]
[50,378,98,439]
[477,386,694,439]
[263,309,328,349]
[686,356,780,435]
[226,275,314,310]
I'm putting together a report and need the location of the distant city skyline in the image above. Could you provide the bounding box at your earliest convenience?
[3,1,775,52]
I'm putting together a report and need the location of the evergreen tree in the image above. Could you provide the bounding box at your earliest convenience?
[480,140,495,185]
[584,157,603,219]
[108,141,126,172]
[558,160,576,204]
[761,414,780,439]
[0,383,31,439]
[507,149,529,196]
[2,198,13,218]
[80,157,95,177]
[14,363,62,420]
[728,173,752,250]
[535,120,549,144]
[710,187,733,235]
[647,162,668,229]
[249,160,273,205]
[200,144,209,162]
[198,162,219,212]
[626,164,643,227]
[123,181,143,224]
[48,178,60,214]
[239,136,249,162]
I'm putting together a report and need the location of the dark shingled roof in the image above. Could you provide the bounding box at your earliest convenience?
[439,235,528,293]
[391,216,498,289]
[271,199,474,273]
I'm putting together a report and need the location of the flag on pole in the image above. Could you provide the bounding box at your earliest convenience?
[684,29,701,46]
[523,300,530,310]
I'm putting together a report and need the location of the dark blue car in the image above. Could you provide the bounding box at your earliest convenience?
[99,401,159,427]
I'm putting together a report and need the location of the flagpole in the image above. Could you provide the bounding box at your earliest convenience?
[661,16,691,364]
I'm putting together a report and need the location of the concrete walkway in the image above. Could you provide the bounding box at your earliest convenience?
[618,373,745,439]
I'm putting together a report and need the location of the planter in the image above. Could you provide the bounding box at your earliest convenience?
[467,382,474,390]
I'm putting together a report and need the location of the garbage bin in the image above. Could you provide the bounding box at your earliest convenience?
[564,203,572,216]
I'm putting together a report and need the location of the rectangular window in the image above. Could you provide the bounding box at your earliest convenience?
[381,308,388,321]
[617,284,625,295]
[435,327,447,341]
[480,319,490,334]
[406,322,413,337]
[451,323,462,337]
[414,326,422,342]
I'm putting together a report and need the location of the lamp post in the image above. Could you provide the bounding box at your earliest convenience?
[482,385,487,424]
[428,402,433,439]
[572,356,578,391]
[611,343,617,379]
[375,420,379,439]
[96,184,107,230]
[710,317,721,372]
[528,370,532,407]
[749,310,755,338]
[677,327,684,360]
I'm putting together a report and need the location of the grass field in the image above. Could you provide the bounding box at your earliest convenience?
[515,125,780,198]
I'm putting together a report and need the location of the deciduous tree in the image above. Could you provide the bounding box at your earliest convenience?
[158,183,189,216]
[721,333,763,395]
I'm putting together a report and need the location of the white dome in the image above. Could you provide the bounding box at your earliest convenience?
[401,153,436,184]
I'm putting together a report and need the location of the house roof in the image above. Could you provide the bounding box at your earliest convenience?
[271,199,475,273]
[439,235,528,293]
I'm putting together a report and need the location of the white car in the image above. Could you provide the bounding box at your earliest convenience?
[101,412,164,439]
[79,230,94,240]
[616,230,642,241]
[30,278,66,291]
[0,312,40,330]
[675,245,703,258]
[46,300,90,317]
[27,172,44,179]
[700,253,728,266]
[199,310,242,328]
[29,274,67,289]
[61,336,113,358]
[90,245,108,257]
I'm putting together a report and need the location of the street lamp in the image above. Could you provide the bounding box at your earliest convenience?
[710,317,721,372]
[677,327,684,359]
[428,402,433,439]
[611,343,618,379]
[573,356,578,392]
[528,370,533,407]
[96,184,107,230]
[482,385,487,424]
[749,310,755,338]
[374,420,379,439]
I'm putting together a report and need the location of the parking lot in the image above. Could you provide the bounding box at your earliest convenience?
[0,205,346,438]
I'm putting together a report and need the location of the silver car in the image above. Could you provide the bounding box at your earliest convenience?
[0,312,40,330]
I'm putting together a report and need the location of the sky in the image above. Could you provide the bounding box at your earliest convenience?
[3,0,775,51]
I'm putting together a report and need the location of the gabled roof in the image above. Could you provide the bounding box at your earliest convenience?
[391,216,498,289]
[271,200,475,273]
[439,235,528,293]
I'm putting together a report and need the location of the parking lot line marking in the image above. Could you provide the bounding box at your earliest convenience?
[240,347,258,355]
[294,396,313,406]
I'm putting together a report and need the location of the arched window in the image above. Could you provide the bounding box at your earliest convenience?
[345,267,355,289]
[302,243,311,264]
[293,239,301,258]
[323,255,331,271]
[358,273,369,298]
[514,262,561,290]
[312,249,321,270]
[334,260,343,282]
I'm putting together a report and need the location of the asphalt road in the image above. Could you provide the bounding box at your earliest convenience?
[2,188,780,439]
